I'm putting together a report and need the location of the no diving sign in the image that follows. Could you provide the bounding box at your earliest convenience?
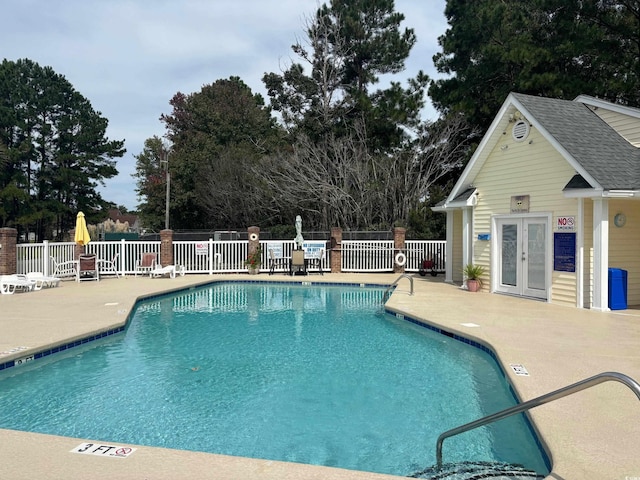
[71,442,136,458]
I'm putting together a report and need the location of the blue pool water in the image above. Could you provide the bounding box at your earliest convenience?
[0,282,549,476]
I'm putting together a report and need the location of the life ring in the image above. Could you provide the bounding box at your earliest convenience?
[394,252,407,267]
[249,233,259,242]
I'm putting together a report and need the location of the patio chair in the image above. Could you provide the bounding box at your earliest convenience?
[77,254,99,282]
[290,249,307,276]
[308,248,325,275]
[268,249,287,275]
[135,253,157,277]
[98,253,120,278]
[0,274,34,294]
[51,256,78,279]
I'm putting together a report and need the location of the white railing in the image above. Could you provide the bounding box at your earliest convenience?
[16,239,445,276]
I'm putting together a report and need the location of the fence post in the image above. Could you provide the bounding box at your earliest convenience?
[393,227,406,273]
[208,238,214,275]
[120,239,126,277]
[0,227,18,275]
[160,229,174,267]
[330,227,342,273]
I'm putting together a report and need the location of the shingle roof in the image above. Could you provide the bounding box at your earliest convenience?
[512,93,640,190]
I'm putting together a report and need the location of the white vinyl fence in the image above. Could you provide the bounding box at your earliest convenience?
[16,239,445,276]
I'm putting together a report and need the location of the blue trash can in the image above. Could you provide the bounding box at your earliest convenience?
[608,268,628,310]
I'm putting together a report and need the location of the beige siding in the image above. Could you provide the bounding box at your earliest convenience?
[608,200,640,306]
[472,124,578,304]
[592,109,640,147]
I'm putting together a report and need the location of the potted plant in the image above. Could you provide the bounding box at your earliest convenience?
[463,264,486,292]
[245,246,262,274]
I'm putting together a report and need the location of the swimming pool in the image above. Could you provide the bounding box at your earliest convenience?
[0,282,549,477]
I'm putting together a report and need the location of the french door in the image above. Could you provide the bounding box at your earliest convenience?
[495,217,548,299]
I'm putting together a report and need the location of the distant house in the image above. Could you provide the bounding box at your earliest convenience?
[434,93,640,310]
[105,209,140,233]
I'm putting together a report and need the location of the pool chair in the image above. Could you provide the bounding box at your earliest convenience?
[308,248,325,275]
[77,254,100,282]
[135,253,157,277]
[290,249,307,276]
[98,253,120,278]
[150,264,185,279]
[50,256,78,279]
[0,274,34,294]
[268,249,288,275]
[26,272,61,289]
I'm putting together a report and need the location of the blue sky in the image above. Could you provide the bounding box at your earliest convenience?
[2,0,448,211]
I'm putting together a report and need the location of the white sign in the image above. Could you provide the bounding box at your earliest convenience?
[556,216,575,231]
[510,364,530,376]
[266,242,283,258]
[195,243,208,256]
[302,241,325,259]
[71,443,137,458]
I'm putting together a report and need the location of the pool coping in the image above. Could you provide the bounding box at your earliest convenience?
[1,273,639,479]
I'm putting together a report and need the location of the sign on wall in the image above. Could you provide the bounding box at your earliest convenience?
[553,232,576,272]
[510,195,530,213]
[556,216,575,231]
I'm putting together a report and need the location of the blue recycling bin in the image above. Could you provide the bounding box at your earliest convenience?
[608,268,627,310]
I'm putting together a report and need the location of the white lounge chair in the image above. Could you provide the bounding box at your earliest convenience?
[26,272,61,289]
[150,264,185,279]
[0,275,34,294]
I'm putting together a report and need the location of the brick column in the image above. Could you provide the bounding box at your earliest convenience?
[393,227,406,273]
[0,228,17,275]
[330,227,342,273]
[160,229,174,267]
[247,226,260,273]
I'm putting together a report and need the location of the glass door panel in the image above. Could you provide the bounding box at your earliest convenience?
[496,217,547,300]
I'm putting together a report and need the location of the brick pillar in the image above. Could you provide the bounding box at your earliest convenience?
[330,227,342,273]
[393,227,406,273]
[160,229,174,267]
[247,226,260,273]
[0,228,18,275]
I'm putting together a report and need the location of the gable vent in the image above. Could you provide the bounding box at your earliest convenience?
[512,120,530,142]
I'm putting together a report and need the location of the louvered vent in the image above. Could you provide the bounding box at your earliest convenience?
[512,120,530,142]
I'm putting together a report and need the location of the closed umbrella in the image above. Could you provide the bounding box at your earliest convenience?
[74,212,91,246]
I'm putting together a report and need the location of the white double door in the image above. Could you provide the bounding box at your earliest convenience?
[495,216,548,299]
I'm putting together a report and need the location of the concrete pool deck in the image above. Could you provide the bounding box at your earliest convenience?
[0,273,639,479]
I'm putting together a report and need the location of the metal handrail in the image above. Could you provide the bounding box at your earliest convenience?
[382,273,414,302]
[436,371,640,468]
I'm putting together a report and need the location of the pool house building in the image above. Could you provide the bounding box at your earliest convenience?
[435,92,640,310]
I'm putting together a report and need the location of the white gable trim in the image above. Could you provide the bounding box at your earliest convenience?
[574,95,640,119]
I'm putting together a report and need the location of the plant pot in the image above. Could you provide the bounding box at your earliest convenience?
[466,279,481,292]
[248,267,259,275]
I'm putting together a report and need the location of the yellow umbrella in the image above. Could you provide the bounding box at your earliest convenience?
[74,211,91,246]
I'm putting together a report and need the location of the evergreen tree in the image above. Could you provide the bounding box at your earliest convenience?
[430,0,640,130]
[0,58,124,241]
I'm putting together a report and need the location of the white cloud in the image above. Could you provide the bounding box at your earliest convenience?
[1,0,448,211]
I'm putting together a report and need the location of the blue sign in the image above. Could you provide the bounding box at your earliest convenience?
[553,232,576,272]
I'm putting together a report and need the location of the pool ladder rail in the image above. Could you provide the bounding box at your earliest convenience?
[435,371,640,469]
[382,274,413,303]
